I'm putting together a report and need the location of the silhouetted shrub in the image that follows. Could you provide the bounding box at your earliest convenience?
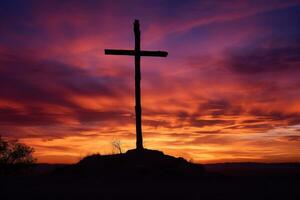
[0,136,36,175]
[111,140,123,154]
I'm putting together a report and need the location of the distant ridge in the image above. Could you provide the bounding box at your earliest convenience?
[205,162,300,176]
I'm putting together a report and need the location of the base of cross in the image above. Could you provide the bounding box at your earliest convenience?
[126,148,165,157]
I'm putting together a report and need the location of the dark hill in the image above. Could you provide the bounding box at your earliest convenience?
[2,156,300,200]
[55,148,205,178]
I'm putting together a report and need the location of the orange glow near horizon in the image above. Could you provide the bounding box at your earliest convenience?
[1,1,300,164]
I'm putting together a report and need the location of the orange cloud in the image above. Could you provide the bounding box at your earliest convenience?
[1,0,300,163]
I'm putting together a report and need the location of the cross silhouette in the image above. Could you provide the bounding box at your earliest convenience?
[104,20,168,151]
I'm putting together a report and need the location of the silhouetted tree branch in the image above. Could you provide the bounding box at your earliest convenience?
[111,140,122,154]
[0,136,36,174]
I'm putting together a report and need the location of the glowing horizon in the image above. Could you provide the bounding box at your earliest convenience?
[1,0,300,164]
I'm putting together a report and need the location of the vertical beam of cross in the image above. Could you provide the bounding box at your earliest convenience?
[134,20,143,150]
[104,20,168,151]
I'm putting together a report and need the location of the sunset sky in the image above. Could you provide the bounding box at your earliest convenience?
[1,0,300,163]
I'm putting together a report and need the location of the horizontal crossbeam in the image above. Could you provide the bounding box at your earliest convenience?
[105,49,168,57]
[141,51,168,57]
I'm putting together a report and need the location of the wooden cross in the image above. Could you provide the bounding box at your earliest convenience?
[104,20,168,151]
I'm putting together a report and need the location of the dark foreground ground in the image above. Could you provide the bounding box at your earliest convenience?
[1,150,300,200]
